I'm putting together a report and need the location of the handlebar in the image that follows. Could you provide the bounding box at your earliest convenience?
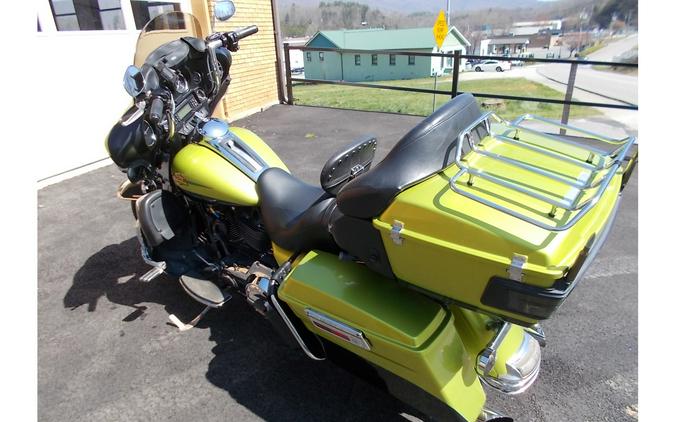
[233,25,258,41]
[149,97,164,124]
[207,26,259,51]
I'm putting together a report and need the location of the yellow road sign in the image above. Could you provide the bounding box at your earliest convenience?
[433,10,448,49]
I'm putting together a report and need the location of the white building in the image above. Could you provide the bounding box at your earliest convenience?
[36,0,194,182]
[284,37,309,71]
[510,19,563,36]
[430,26,472,76]
[480,37,530,56]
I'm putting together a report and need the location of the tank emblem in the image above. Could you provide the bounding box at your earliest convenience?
[173,172,188,186]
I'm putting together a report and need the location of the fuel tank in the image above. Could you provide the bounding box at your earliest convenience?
[171,119,288,205]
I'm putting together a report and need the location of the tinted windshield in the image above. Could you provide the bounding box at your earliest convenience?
[134,12,203,67]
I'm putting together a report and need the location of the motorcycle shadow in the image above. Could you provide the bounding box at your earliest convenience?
[66,238,426,421]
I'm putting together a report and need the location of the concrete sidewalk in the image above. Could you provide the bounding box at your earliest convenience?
[38,105,638,421]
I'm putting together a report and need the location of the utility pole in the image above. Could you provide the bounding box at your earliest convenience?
[577,9,587,55]
[446,0,451,26]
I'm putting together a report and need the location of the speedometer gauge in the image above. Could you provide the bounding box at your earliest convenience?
[176,103,191,120]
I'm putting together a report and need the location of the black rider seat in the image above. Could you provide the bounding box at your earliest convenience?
[336,93,483,219]
[256,167,338,253]
[256,93,483,258]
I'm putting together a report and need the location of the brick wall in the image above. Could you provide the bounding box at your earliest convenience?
[204,0,281,120]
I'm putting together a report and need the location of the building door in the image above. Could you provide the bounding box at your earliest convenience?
[36,0,192,180]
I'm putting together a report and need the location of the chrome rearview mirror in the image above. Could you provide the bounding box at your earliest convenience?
[123,65,145,97]
[214,0,236,22]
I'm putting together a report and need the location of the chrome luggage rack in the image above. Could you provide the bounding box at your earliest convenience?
[450,112,637,231]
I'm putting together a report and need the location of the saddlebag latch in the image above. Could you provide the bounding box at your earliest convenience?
[508,253,528,282]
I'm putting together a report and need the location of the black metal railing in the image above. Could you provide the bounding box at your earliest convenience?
[282,44,638,125]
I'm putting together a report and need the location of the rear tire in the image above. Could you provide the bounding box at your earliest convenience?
[496,66,503,72]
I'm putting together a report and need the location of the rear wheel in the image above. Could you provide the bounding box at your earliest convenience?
[496,66,503,72]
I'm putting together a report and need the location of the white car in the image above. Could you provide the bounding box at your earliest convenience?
[473,60,511,72]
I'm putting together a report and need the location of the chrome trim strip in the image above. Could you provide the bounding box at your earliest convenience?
[198,119,270,182]
[270,295,325,361]
[305,308,371,351]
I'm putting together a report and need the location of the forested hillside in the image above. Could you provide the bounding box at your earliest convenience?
[278,0,637,38]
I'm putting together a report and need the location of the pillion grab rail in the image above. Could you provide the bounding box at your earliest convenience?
[449,112,637,231]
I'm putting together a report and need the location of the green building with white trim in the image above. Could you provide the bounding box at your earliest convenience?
[303,27,471,82]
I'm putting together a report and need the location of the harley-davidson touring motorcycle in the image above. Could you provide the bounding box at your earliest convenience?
[105,3,638,421]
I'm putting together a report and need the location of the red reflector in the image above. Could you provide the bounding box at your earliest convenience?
[314,321,351,342]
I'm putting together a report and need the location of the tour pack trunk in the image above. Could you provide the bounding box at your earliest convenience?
[372,114,637,326]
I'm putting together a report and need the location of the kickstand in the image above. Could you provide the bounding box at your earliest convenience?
[168,306,211,332]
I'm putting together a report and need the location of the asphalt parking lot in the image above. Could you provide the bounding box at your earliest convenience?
[38,104,638,421]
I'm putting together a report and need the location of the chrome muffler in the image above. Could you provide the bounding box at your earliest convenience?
[476,322,542,395]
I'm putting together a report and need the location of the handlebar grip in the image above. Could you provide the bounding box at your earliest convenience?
[149,97,164,124]
[234,25,258,40]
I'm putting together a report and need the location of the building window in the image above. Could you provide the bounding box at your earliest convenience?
[130,1,182,30]
[408,55,415,65]
[319,52,324,62]
[389,54,396,66]
[371,54,377,65]
[49,0,126,31]
[306,51,311,62]
[354,54,361,66]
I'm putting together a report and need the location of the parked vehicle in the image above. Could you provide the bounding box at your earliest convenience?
[473,59,512,72]
[105,2,638,421]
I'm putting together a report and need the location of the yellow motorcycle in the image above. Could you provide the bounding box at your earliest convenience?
[105,3,638,421]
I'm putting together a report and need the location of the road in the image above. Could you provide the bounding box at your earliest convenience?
[536,34,638,106]
[458,65,637,137]
[537,63,637,105]
[586,34,638,62]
